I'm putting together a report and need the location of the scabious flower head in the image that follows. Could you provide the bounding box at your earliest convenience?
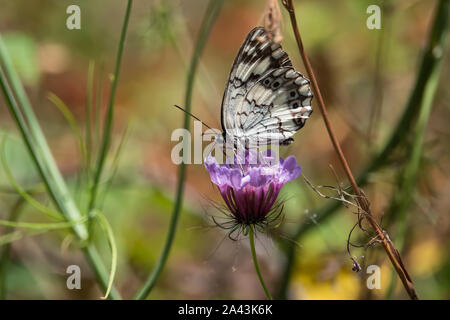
[204,150,301,239]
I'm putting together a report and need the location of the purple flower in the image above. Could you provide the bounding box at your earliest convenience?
[204,150,301,237]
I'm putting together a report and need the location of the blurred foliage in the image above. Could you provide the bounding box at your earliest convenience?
[0,0,449,300]
[1,33,39,86]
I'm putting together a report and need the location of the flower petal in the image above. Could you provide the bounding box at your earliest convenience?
[204,155,220,185]
[229,169,243,189]
[282,156,302,181]
[204,151,301,226]
[249,168,269,187]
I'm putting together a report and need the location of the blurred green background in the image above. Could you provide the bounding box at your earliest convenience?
[0,0,449,299]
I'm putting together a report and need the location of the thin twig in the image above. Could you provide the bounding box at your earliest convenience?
[277,0,449,300]
[282,0,418,300]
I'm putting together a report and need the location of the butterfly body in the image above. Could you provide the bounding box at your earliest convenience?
[217,27,313,149]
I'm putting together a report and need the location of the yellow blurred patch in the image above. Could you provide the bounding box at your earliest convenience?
[295,271,360,300]
[408,239,443,276]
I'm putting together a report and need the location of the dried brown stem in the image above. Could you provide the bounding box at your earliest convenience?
[281,0,418,300]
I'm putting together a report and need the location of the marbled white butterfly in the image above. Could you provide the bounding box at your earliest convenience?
[216,27,313,148]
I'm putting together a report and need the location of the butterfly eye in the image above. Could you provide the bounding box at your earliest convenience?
[290,91,296,98]
[292,102,299,109]
[272,81,280,88]
[264,79,271,85]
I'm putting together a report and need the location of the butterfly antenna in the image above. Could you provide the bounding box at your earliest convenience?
[173,104,213,131]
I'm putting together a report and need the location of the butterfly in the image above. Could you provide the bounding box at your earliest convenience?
[215,27,313,148]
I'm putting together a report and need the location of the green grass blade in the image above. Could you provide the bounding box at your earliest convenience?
[94,63,104,152]
[47,92,87,165]
[88,0,133,213]
[93,210,118,300]
[84,243,121,299]
[1,136,63,220]
[0,216,87,230]
[0,33,121,299]
[98,120,131,209]
[85,61,95,176]
[0,36,88,239]
[0,231,23,247]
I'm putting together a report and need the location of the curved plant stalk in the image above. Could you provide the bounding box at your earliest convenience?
[83,1,133,297]
[0,56,121,301]
[47,92,87,167]
[88,0,132,213]
[0,9,130,298]
[94,63,105,151]
[93,210,118,300]
[0,181,49,299]
[0,38,88,240]
[277,0,450,300]
[249,227,273,300]
[0,231,25,247]
[133,0,224,299]
[85,60,95,177]
[98,121,132,210]
[0,216,88,230]
[1,137,63,220]
[47,91,88,205]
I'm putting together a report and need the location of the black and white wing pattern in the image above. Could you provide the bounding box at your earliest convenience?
[220,27,313,146]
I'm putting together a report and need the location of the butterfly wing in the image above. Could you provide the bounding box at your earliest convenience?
[237,67,313,146]
[221,27,292,135]
[220,27,312,146]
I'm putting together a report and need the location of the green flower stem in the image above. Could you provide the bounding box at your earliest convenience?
[133,0,224,300]
[249,227,273,300]
[276,0,449,299]
[88,0,132,214]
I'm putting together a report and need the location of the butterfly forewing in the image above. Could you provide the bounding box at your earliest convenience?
[220,27,313,147]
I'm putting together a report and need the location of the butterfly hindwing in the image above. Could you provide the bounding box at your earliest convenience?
[221,27,292,133]
[238,67,313,145]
